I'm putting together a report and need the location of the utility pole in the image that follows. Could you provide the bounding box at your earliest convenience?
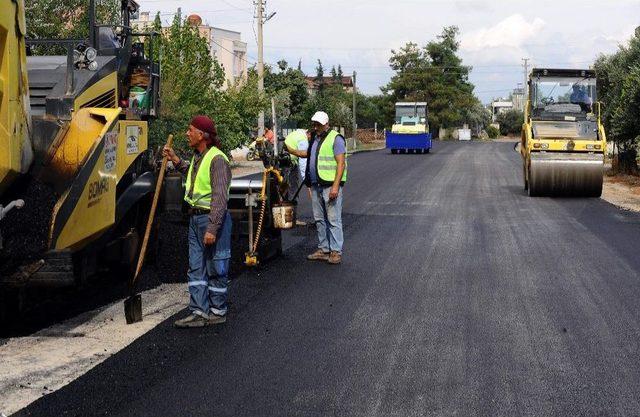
[352,71,357,151]
[271,97,278,156]
[256,1,265,137]
[255,1,276,137]
[522,58,529,105]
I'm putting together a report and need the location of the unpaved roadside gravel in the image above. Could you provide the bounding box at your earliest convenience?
[602,174,640,212]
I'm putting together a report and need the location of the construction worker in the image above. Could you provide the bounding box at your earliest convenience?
[286,111,347,264]
[284,129,309,199]
[570,84,592,112]
[264,125,275,147]
[163,115,232,328]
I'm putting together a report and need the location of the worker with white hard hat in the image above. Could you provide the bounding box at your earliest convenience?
[286,111,347,264]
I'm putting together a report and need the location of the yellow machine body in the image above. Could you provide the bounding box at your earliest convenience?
[391,122,428,135]
[0,0,32,194]
[49,109,149,250]
[520,69,606,197]
[1,0,160,288]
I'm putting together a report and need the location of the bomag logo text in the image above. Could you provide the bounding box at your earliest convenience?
[88,177,109,207]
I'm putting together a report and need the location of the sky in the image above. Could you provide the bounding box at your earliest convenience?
[137,0,640,103]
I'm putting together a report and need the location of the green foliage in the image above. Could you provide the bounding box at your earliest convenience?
[594,27,640,172]
[263,61,309,127]
[25,0,120,54]
[486,125,500,139]
[149,12,264,156]
[315,59,325,95]
[330,66,338,81]
[356,94,392,129]
[382,26,481,133]
[594,28,640,146]
[463,102,492,135]
[496,109,523,136]
[301,84,353,133]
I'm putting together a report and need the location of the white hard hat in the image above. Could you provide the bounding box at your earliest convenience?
[311,111,329,125]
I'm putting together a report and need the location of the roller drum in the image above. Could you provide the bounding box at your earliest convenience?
[528,152,603,197]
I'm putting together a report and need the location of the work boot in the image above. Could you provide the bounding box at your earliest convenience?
[208,313,227,325]
[174,313,209,328]
[307,249,330,261]
[327,251,342,265]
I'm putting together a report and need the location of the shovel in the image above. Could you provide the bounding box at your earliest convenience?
[124,134,174,324]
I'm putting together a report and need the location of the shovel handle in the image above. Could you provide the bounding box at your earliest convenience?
[290,177,306,202]
[130,134,174,288]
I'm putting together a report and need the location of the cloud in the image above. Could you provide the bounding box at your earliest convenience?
[453,0,495,13]
[461,14,546,51]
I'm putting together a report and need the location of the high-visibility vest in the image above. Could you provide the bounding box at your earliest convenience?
[284,129,307,165]
[184,147,229,209]
[316,130,347,185]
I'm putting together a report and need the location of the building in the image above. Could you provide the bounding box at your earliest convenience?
[305,76,354,95]
[491,100,513,122]
[210,26,248,87]
[511,87,525,112]
[132,12,248,88]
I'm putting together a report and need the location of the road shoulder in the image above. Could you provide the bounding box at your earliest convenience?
[602,174,640,212]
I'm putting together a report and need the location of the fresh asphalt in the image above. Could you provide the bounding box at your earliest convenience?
[15,141,640,417]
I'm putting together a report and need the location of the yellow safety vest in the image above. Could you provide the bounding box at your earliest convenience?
[316,130,347,185]
[184,147,229,209]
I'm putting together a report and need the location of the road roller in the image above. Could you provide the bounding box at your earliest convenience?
[521,68,606,197]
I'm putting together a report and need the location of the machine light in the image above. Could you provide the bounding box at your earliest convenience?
[85,47,97,61]
[88,60,99,71]
[541,143,549,149]
[533,143,541,149]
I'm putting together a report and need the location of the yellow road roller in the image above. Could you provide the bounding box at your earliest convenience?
[521,68,606,197]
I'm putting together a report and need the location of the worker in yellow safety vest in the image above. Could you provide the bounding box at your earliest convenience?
[286,111,347,265]
[284,129,310,200]
[163,115,232,328]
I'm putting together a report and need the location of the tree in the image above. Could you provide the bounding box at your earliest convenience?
[150,12,263,155]
[496,109,523,136]
[337,65,343,80]
[463,102,492,136]
[263,60,309,127]
[594,27,640,173]
[26,0,121,54]
[382,27,479,133]
[315,59,325,95]
[355,94,391,129]
[330,66,338,81]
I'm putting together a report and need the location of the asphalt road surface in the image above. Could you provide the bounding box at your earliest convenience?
[15,141,640,417]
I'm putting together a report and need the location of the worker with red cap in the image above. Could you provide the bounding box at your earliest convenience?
[163,115,233,328]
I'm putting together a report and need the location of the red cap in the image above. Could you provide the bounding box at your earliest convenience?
[190,115,217,136]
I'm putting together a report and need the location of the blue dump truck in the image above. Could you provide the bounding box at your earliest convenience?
[386,102,432,154]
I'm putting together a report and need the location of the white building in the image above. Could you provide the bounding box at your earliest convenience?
[210,26,248,87]
[491,101,514,122]
[132,12,248,88]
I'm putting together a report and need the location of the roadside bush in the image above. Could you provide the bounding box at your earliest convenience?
[496,110,524,136]
[486,125,500,139]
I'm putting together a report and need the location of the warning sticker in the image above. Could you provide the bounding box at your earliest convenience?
[126,125,141,155]
[104,132,117,172]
